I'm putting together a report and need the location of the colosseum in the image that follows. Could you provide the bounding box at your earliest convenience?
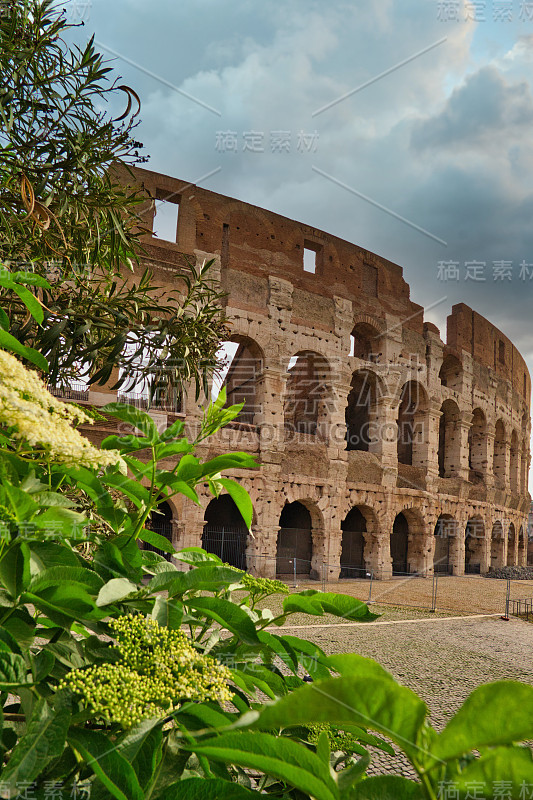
[77,166,532,581]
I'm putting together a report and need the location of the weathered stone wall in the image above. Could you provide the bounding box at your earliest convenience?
[78,166,531,580]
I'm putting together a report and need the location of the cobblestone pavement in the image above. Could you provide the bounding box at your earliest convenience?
[302,613,533,778]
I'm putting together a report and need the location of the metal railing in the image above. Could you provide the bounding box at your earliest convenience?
[117,391,182,413]
[48,383,89,402]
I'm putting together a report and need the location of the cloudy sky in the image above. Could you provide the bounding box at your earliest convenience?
[69,0,533,475]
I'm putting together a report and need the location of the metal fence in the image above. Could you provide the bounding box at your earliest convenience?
[201,526,247,570]
[48,383,89,402]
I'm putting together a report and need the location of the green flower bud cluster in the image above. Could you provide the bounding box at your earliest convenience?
[231,568,288,596]
[308,722,363,755]
[60,614,233,728]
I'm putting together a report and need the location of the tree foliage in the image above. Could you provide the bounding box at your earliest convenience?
[0,0,228,394]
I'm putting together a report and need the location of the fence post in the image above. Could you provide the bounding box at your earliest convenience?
[367,571,373,603]
[431,573,438,613]
[292,558,297,589]
[501,578,511,621]
[322,562,326,592]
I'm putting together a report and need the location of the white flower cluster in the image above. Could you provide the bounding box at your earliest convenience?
[0,349,121,469]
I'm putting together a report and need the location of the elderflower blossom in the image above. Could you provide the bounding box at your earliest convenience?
[0,349,121,469]
[60,614,233,728]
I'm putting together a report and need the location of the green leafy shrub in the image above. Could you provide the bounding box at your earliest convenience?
[0,354,530,798]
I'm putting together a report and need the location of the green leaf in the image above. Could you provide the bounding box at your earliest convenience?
[3,482,39,521]
[68,727,143,800]
[0,330,49,372]
[175,701,235,732]
[0,651,29,688]
[156,440,190,459]
[0,699,70,791]
[101,403,158,443]
[199,453,258,476]
[185,597,259,644]
[102,473,151,508]
[160,778,259,799]
[154,474,200,504]
[174,547,222,566]
[280,635,331,680]
[0,542,31,598]
[101,434,153,454]
[96,577,138,607]
[11,283,44,324]
[283,591,377,622]
[189,732,338,800]
[138,527,176,555]
[430,681,533,764]
[24,583,103,624]
[164,565,244,596]
[159,418,186,442]
[175,454,201,481]
[34,507,87,539]
[454,746,533,796]
[0,306,9,331]
[29,567,103,595]
[116,718,162,789]
[215,479,253,530]
[0,626,22,655]
[350,775,422,799]
[151,597,183,630]
[253,674,427,761]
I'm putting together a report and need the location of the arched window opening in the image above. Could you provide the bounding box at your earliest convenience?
[521,438,529,493]
[490,521,505,570]
[434,515,455,575]
[510,431,519,494]
[493,420,506,490]
[277,502,313,576]
[284,352,329,436]
[439,354,462,391]
[397,381,427,467]
[391,513,409,575]
[350,322,381,362]
[465,518,484,574]
[340,508,366,578]
[144,501,174,562]
[212,338,263,425]
[519,526,527,565]
[202,495,248,569]
[507,523,516,567]
[438,400,460,478]
[468,408,486,482]
[345,370,381,452]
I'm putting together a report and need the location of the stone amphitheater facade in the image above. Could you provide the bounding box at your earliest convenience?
[81,167,532,580]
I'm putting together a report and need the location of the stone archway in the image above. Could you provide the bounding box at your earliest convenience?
[433,515,457,575]
[340,507,366,578]
[490,521,505,570]
[202,495,248,569]
[145,500,174,563]
[276,501,313,576]
[390,513,409,574]
[284,351,332,437]
[465,517,485,574]
[507,523,516,566]
[519,525,527,566]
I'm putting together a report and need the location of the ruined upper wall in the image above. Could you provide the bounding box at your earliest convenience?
[123,166,530,405]
[447,304,530,406]
[129,167,424,334]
